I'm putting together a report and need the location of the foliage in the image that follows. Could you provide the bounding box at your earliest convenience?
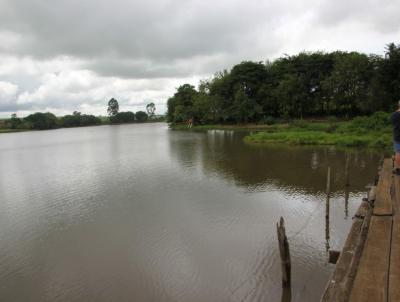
[24,112,58,130]
[135,111,148,122]
[146,103,156,119]
[245,114,393,150]
[263,116,276,125]
[110,111,136,124]
[167,43,400,124]
[107,98,119,116]
[61,111,102,127]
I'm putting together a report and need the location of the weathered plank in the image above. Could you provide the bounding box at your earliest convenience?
[321,198,373,302]
[373,159,393,216]
[349,215,392,302]
[389,177,400,301]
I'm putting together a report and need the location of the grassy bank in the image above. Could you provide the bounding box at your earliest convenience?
[170,123,279,131]
[171,112,393,150]
[0,128,30,133]
[244,114,392,150]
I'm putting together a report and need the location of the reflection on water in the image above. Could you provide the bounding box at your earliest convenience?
[0,124,381,302]
[168,129,380,193]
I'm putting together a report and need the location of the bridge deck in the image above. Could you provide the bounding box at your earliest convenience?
[322,158,400,302]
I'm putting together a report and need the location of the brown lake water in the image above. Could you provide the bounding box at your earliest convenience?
[0,123,382,301]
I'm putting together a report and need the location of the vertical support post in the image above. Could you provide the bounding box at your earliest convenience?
[277,217,291,288]
[344,187,349,219]
[345,154,350,187]
[325,167,331,251]
[326,167,331,218]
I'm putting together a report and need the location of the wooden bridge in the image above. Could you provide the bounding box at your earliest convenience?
[321,158,400,301]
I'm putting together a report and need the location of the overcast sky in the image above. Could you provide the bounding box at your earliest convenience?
[0,0,399,117]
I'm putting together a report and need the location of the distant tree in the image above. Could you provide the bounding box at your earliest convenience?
[146,103,156,119]
[9,113,22,129]
[165,43,400,123]
[135,111,148,122]
[61,112,101,127]
[24,112,58,130]
[166,84,198,123]
[107,98,119,116]
[110,111,136,124]
[322,52,373,117]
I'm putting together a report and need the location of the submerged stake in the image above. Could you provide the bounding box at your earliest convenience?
[277,217,291,288]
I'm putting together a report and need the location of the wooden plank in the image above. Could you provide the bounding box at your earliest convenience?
[321,219,364,301]
[349,216,392,302]
[389,177,400,301]
[374,159,393,216]
[321,198,373,302]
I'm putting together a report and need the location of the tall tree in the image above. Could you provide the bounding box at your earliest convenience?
[146,102,156,119]
[107,98,119,116]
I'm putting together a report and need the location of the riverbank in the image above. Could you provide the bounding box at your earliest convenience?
[0,128,30,134]
[244,123,391,149]
[170,113,393,151]
[0,120,166,134]
[170,123,278,131]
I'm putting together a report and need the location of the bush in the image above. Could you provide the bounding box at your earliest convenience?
[292,119,307,128]
[24,112,58,130]
[135,111,148,122]
[263,116,275,125]
[61,112,102,127]
[347,112,390,132]
[110,111,136,124]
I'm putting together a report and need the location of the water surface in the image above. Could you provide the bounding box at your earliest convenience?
[0,123,381,301]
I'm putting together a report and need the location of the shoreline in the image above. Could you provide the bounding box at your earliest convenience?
[0,121,166,134]
[169,119,392,151]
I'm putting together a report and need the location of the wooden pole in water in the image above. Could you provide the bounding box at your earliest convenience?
[344,187,350,219]
[277,217,291,288]
[344,155,350,187]
[326,167,331,218]
[325,167,331,251]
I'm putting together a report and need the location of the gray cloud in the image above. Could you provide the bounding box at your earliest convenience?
[0,0,278,60]
[0,0,399,115]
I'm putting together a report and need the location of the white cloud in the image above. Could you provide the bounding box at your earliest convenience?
[0,0,399,116]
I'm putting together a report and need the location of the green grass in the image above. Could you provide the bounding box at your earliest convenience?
[171,112,393,151]
[244,116,392,150]
[245,130,391,148]
[0,128,30,133]
[169,123,281,131]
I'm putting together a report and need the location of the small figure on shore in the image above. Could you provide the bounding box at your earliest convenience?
[391,100,400,175]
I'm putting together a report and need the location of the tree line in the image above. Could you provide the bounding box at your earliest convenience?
[167,43,400,124]
[2,98,156,130]
[106,98,152,124]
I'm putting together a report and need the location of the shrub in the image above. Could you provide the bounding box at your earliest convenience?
[263,116,275,125]
[110,111,136,124]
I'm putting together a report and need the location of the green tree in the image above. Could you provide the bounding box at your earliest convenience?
[146,103,156,119]
[135,111,148,122]
[322,52,373,117]
[166,84,198,123]
[9,113,22,129]
[110,111,135,124]
[24,112,58,130]
[107,98,119,116]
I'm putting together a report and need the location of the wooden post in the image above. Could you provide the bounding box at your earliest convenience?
[345,186,350,219]
[344,155,350,187]
[277,217,291,288]
[326,167,331,215]
[281,286,292,302]
[325,167,331,252]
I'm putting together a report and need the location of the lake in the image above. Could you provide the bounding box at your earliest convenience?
[0,123,381,301]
